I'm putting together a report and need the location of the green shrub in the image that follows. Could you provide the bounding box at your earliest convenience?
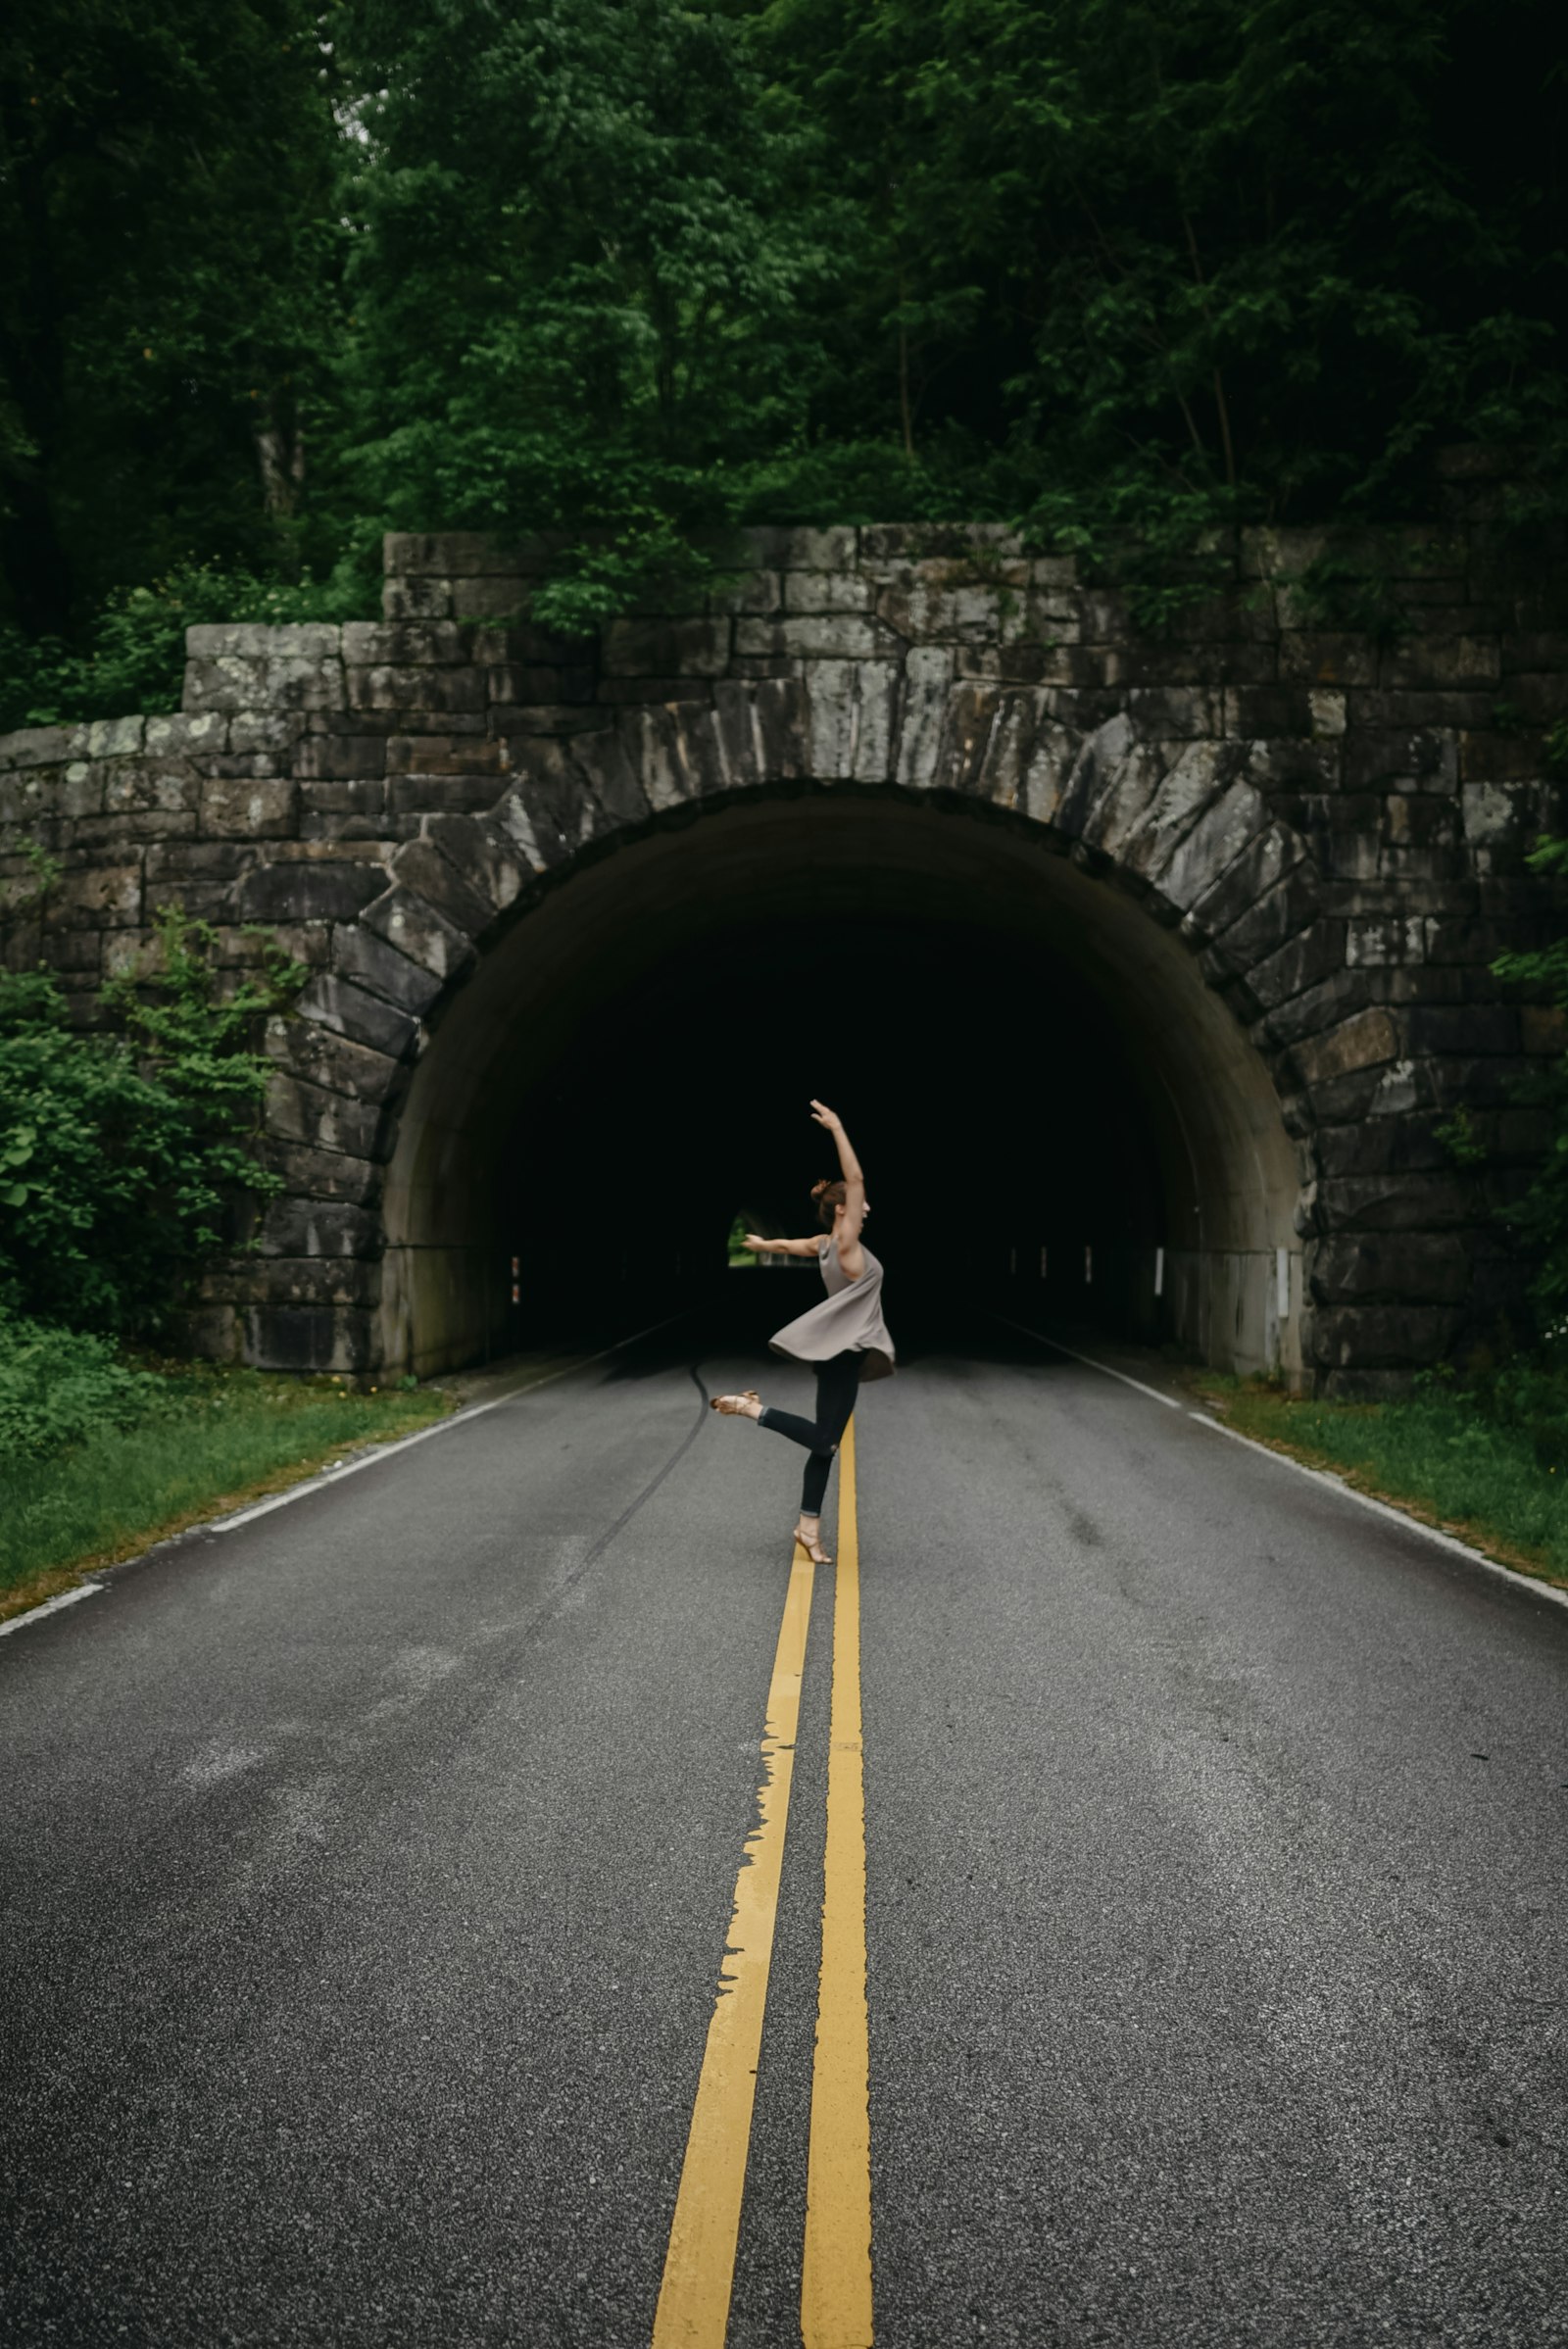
[0,1311,165,1463]
[0,909,302,1335]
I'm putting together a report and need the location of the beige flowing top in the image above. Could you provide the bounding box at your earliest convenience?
[769,1237,896,1382]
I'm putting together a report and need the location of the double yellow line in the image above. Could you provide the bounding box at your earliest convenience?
[653,1419,873,2349]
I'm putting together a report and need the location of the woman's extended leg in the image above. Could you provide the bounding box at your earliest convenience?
[758,1350,862,1517]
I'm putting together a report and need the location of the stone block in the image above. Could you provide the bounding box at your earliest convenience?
[296,734,387,782]
[1343,730,1457,792]
[142,711,227,759]
[267,1070,386,1159]
[236,857,386,922]
[734,615,891,661]
[1149,778,1271,912]
[1308,1305,1462,1373]
[215,1256,382,1309]
[300,780,389,841]
[83,716,145,759]
[1403,1004,1517,1055]
[341,622,479,669]
[296,967,420,1056]
[243,1304,376,1373]
[184,655,345,717]
[359,881,476,982]
[568,726,656,827]
[1495,672,1568,723]
[387,837,495,937]
[1348,690,1494,728]
[258,1140,380,1205]
[48,859,142,929]
[708,571,783,617]
[1309,1231,1470,1305]
[484,663,595,706]
[419,813,531,914]
[99,759,200,818]
[383,734,504,779]
[1382,635,1500,689]
[265,1012,405,1105]
[600,616,731,676]
[1200,852,1316,963]
[344,664,485,714]
[892,651,953,792]
[385,774,503,820]
[1242,920,1347,1009]
[256,1197,382,1259]
[1460,781,1538,849]
[1107,740,1233,880]
[381,575,454,622]
[973,691,1052,816]
[748,526,858,570]
[200,776,297,838]
[1224,686,1321,738]
[1499,633,1568,674]
[0,724,90,771]
[784,571,873,615]
[1125,686,1222,741]
[187,623,342,661]
[1291,1005,1400,1086]
[747,677,809,784]
[1320,1173,1472,1231]
[1278,634,1378,687]
[228,710,308,759]
[804,660,899,783]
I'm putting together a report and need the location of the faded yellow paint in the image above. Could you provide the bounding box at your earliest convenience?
[652,1540,816,2349]
[802,1415,874,2349]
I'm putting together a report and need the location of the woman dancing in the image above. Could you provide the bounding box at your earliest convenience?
[710,1101,895,1564]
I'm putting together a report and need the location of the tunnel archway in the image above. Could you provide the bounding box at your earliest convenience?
[375,791,1304,1382]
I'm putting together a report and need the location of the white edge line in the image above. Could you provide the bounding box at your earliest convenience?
[1187,1408,1568,1614]
[1000,1314,1568,1616]
[995,1316,1183,1409]
[208,1315,683,1533]
[0,1315,685,1640]
[0,1584,102,1639]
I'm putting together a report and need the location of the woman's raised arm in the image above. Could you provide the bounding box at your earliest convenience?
[809,1100,866,1280]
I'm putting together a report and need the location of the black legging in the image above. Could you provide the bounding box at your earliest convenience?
[759,1349,863,1516]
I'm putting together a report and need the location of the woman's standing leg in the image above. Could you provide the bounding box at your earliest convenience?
[796,1351,862,1518]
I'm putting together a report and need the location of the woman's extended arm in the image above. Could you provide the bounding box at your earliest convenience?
[810,1099,867,1281]
[743,1234,822,1257]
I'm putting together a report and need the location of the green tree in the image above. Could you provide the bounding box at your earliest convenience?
[337,0,839,622]
[755,0,1568,551]
[0,0,346,635]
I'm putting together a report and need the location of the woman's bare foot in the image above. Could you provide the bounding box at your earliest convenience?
[710,1391,761,1418]
[793,1516,834,1564]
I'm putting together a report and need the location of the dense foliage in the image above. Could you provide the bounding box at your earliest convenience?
[0,1308,164,1461]
[1,0,1563,687]
[0,909,299,1333]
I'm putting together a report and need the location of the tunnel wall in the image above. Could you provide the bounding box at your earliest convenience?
[3,478,1566,1392]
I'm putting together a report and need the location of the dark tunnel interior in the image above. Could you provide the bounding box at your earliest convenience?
[377,794,1302,1380]
[491,913,1167,1349]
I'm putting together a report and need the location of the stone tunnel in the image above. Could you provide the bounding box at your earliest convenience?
[2,501,1565,1393]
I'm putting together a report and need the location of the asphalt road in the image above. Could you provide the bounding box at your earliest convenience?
[2,1317,1566,2348]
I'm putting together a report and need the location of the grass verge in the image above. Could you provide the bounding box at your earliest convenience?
[1193,1373,1568,1593]
[0,1361,451,1626]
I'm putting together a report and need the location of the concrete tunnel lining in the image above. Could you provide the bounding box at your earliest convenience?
[376,792,1304,1381]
